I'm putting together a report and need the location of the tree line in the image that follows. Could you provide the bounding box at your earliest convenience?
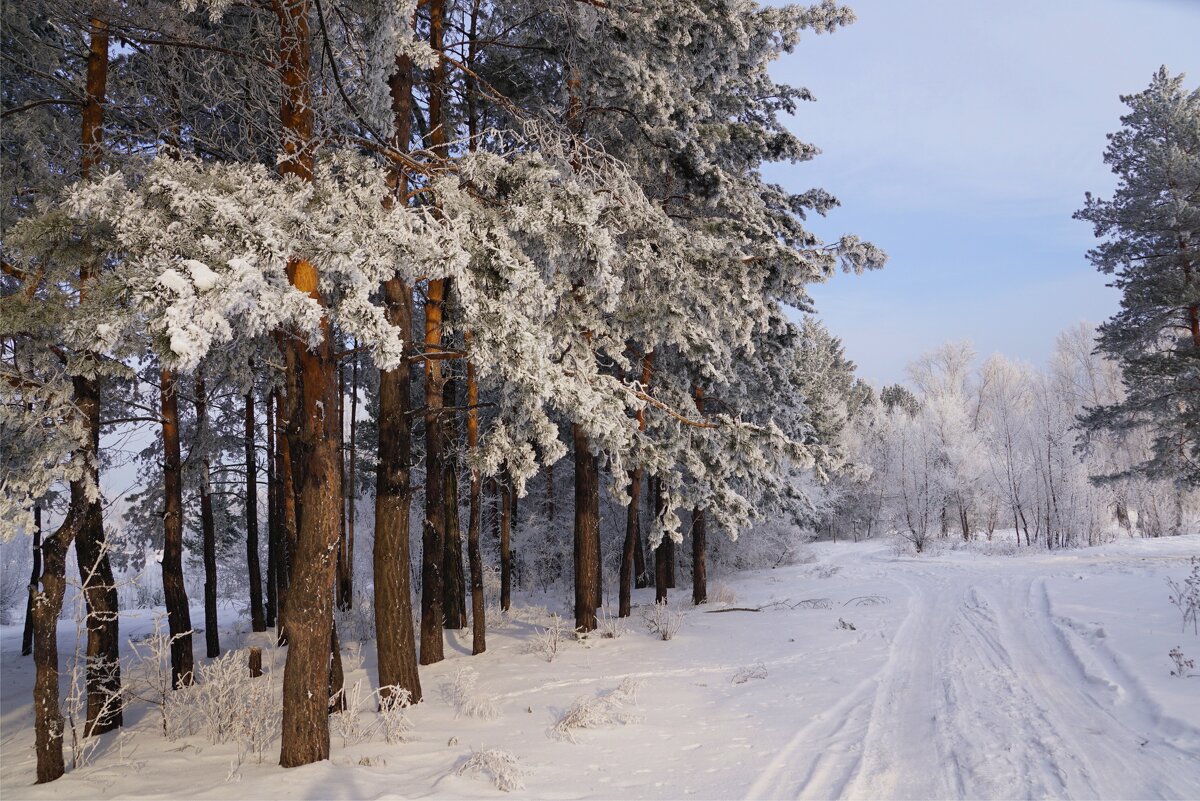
[1,0,884,783]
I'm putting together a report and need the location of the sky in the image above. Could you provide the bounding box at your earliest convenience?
[765,0,1200,386]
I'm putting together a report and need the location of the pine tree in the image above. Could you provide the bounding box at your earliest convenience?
[1076,68,1200,486]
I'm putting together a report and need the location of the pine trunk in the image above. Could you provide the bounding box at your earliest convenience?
[195,375,221,658]
[74,14,122,741]
[160,368,194,688]
[573,425,600,631]
[266,390,278,628]
[274,384,298,644]
[465,346,485,654]
[244,382,266,632]
[691,508,707,606]
[21,505,41,656]
[32,510,73,783]
[500,472,512,612]
[442,346,466,630]
[337,358,351,611]
[620,468,641,618]
[275,0,343,767]
[419,0,450,667]
[373,50,422,706]
[653,476,668,604]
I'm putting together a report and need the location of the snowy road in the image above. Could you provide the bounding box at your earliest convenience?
[746,544,1200,800]
[3,536,1199,800]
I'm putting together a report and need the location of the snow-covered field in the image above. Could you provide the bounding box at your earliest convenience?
[2,535,1199,800]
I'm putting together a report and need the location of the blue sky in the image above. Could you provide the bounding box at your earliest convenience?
[766,0,1200,385]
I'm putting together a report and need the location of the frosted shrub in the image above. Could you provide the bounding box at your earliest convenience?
[597,609,626,639]
[552,679,641,743]
[330,679,371,746]
[454,749,525,792]
[485,602,512,631]
[710,582,737,605]
[127,616,196,740]
[375,686,414,744]
[642,601,685,641]
[731,662,768,685]
[336,598,377,643]
[1168,646,1195,678]
[442,667,501,720]
[188,647,280,763]
[1166,557,1200,635]
[524,614,567,662]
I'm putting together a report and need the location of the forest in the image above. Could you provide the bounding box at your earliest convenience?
[1,0,1197,798]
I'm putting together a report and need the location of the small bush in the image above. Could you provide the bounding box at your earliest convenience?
[442,667,501,720]
[551,679,641,743]
[1169,646,1195,678]
[524,614,568,662]
[454,749,525,792]
[1166,557,1200,636]
[731,662,768,685]
[642,601,685,641]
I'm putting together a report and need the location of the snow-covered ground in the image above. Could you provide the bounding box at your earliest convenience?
[2,535,1199,800]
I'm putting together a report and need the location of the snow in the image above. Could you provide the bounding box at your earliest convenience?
[2,535,1199,799]
[182,260,220,292]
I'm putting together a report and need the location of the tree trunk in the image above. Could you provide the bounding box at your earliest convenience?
[573,425,600,631]
[465,339,486,654]
[346,344,358,604]
[160,368,194,689]
[275,0,343,767]
[691,508,707,606]
[373,47,423,706]
[74,14,122,741]
[21,505,41,656]
[194,374,221,658]
[500,471,512,612]
[244,381,266,632]
[274,384,298,645]
[653,476,668,604]
[265,389,278,627]
[441,340,466,630]
[619,467,641,618]
[32,509,74,783]
[374,276,423,704]
[336,357,351,611]
[420,276,447,663]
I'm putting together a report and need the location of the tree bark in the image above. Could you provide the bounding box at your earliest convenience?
[194,374,221,658]
[21,505,42,656]
[691,508,707,606]
[160,368,194,689]
[274,384,298,644]
[442,344,466,630]
[500,471,512,612]
[346,343,358,604]
[465,343,486,654]
[419,0,450,667]
[573,425,600,631]
[374,50,423,707]
[619,467,641,618]
[653,476,668,604]
[336,357,351,611]
[266,389,278,628]
[374,279,423,705]
[73,17,121,739]
[620,350,653,615]
[275,0,343,767]
[32,508,74,783]
[690,387,706,606]
[244,379,266,632]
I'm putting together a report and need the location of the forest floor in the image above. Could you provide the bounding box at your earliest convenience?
[2,534,1199,800]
